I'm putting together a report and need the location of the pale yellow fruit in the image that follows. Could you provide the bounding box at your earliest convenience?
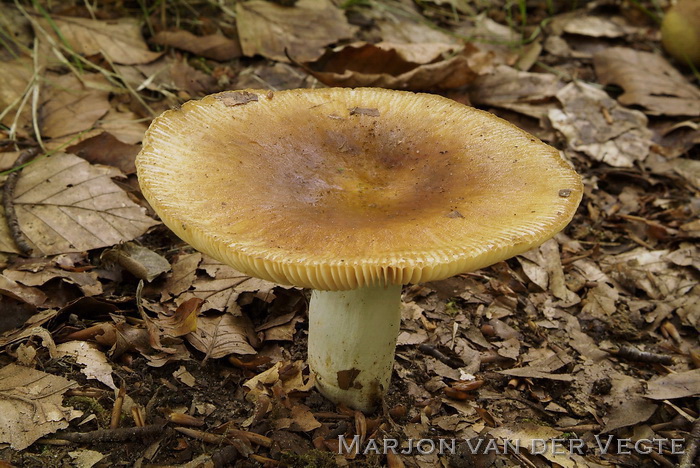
[661,0,700,66]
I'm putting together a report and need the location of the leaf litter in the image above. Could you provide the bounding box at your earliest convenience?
[0,1,698,467]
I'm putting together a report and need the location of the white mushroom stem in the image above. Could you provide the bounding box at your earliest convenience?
[307,284,402,412]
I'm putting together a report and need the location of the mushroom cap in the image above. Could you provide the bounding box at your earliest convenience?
[137,88,582,291]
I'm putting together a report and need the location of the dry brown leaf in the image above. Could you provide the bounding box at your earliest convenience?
[0,273,47,307]
[0,152,158,256]
[97,110,149,145]
[190,255,276,313]
[469,65,563,119]
[301,42,484,90]
[186,312,257,359]
[36,16,162,65]
[102,243,170,282]
[156,297,202,338]
[646,369,700,399]
[160,252,201,301]
[66,132,140,175]
[56,340,117,390]
[3,266,102,297]
[173,366,197,387]
[602,397,657,432]
[40,73,111,140]
[594,47,700,117]
[235,0,356,62]
[152,30,241,61]
[115,55,216,98]
[0,58,33,134]
[0,363,80,450]
[549,82,652,167]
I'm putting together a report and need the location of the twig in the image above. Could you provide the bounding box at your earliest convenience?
[3,147,39,255]
[418,343,464,368]
[678,417,700,468]
[110,385,126,429]
[50,424,165,443]
[608,345,674,365]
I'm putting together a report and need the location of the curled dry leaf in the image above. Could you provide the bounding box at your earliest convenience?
[102,243,170,282]
[594,47,700,117]
[3,266,102,297]
[0,363,80,450]
[152,30,242,61]
[160,252,201,301]
[0,152,158,256]
[300,42,486,90]
[235,0,356,62]
[548,82,652,167]
[189,255,277,313]
[0,273,47,307]
[56,340,117,390]
[186,312,257,359]
[156,297,202,338]
[35,16,162,65]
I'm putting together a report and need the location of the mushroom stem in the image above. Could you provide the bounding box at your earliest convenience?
[307,284,402,412]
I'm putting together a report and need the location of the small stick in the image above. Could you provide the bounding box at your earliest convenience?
[3,147,39,255]
[678,417,700,468]
[110,385,126,429]
[608,346,673,365]
[418,343,464,368]
[50,424,165,443]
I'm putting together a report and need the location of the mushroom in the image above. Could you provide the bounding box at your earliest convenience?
[136,88,582,412]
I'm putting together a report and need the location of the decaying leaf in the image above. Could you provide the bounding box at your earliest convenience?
[0,363,80,450]
[0,273,47,307]
[469,65,563,119]
[4,265,102,297]
[102,243,170,282]
[39,72,111,141]
[646,369,700,400]
[156,297,202,338]
[160,252,201,301]
[235,0,356,62]
[0,58,34,134]
[115,55,216,98]
[152,30,241,61]
[56,340,117,390]
[189,255,277,313]
[301,42,486,90]
[186,312,257,359]
[35,16,162,65]
[594,47,700,117]
[0,152,158,256]
[66,132,140,175]
[549,82,652,167]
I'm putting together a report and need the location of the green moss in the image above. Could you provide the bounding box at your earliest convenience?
[280,449,336,468]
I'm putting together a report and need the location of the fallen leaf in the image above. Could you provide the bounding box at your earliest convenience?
[0,58,33,134]
[116,55,216,98]
[152,30,241,61]
[0,363,80,450]
[36,16,162,65]
[97,109,149,145]
[67,449,105,468]
[602,397,657,432]
[301,42,484,90]
[156,297,202,338]
[66,132,140,174]
[186,312,257,359]
[0,273,47,307]
[173,366,197,387]
[0,152,158,256]
[102,243,170,282]
[549,82,652,167]
[160,252,201,301]
[40,73,111,140]
[235,0,356,62]
[3,266,102,297]
[190,255,277,313]
[646,369,700,399]
[469,65,563,119]
[594,47,700,117]
[56,340,117,390]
